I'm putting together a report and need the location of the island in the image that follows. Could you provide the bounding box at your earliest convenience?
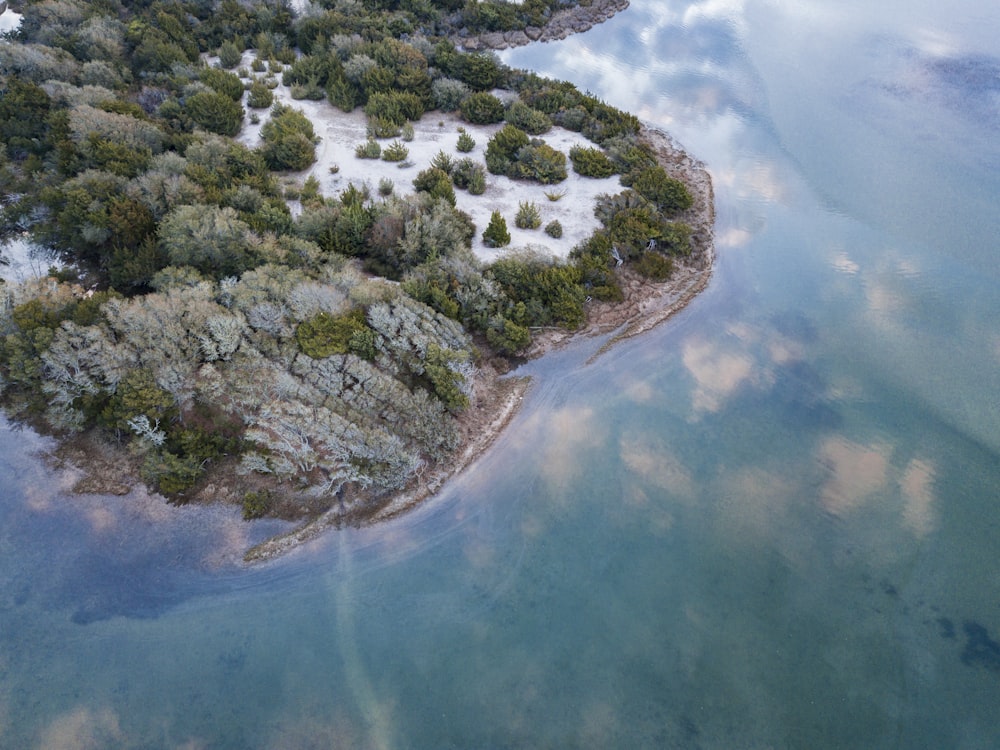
[0,0,713,561]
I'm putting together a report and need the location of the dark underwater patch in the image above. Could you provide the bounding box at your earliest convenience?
[960,620,1000,672]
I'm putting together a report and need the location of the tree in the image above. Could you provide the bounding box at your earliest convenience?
[158,205,257,278]
[485,124,529,176]
[629,165,694,213]
[260,104,318,171]
[218,41,243,69]
[184,90,245,137]
[459,92,505,125]
[483,211,510,248]
[412,167,456,207]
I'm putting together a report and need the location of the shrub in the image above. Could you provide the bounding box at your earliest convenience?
[468,168,486,195]
[656,221,693,255]
[378,177,394,196]
[218,41,243,70]
[515,201,541,229]
[412,167,456,206]
[261,104,318,170]
[485,124,529,175]
[545,220,563,238]
[633,250,675,280]
[456,129,475,153]
[242,490,273,520]
[366,117,401,139]
[569,145,616,178]
[199,68,245,101]
[295,308,370,358]
[364,90,424,125]
[505,100,551,135]
[628,165,694,213]
[511,142,567,184]
[381,141,409,162]
[401,122,415,141]
[604,134,657,175]
[460,92,505,125]
[430,150,454,174]
[432,78,471,111]
[290,81,326,100]
[482,211,510,247]
[451,158,483,190]
[142,451,202,498]
[246,81,274,109]
[486,318,531,355]
[185,90,244,137]
[554,105,589,132]
[488,252,586,328]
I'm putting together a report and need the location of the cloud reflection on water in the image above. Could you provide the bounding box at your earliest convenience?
[36,706,124,750]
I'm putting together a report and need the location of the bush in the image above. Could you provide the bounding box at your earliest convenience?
[545,220,563,238]
[486,318,531,355]
[488,253,586,328]
[456,129,476,153]
[364,90,424,126]
[378,177,394,196]
[246,81,274,109]
[199,68,245,101]
[569,145,616,178]
[260,104,318,170]
[482,211,510,247]
[296,308,370,358]
[185,90,244,137]
[656,221,693,255]
[451,158,483,190]
[515,201,541,229]
[290,81,326,100]
[366,117,401,139]
[633,250,675,280]
[381,141,409,162]
[511,143,567,184]
[431,150,454,174]
[142,451,202,498]
[505,100,551,135]
[218,41,243,70]
[468,168,486,195]
[485,124,529,175]
[242,490,273,520]
[432,78,471,111]
[460,92,505,125]
[412,167,456,206]
[628,165,694,213]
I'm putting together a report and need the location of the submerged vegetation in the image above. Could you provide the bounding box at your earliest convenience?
[0,0,699,524]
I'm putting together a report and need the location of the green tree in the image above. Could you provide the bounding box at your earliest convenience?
[412,167,456,207]
[483,211,510,248]
[459,92,505,125]
[185,90,245,137]
[260,104,318,170]
[158,204,257,278]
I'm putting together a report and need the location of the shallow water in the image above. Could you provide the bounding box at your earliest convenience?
[2,0,1000,747]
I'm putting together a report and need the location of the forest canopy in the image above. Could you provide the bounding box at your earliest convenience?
[0,0,696,521]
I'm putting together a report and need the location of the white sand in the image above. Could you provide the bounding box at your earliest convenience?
[233,53,622,264]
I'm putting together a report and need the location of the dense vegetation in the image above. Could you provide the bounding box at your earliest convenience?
[0,0,696,521]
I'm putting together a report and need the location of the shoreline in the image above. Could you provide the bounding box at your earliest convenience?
[243,125,716,563]
[450,0,631,51]
[21,2,715,563]
[45,121,716,565]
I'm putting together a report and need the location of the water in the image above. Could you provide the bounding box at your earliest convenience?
[3,0,1000,746]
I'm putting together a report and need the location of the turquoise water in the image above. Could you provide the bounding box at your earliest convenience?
[3,0,1000,747]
